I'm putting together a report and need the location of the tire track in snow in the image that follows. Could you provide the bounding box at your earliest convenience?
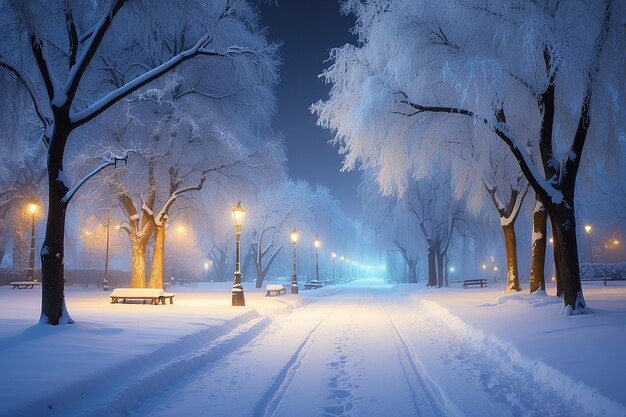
[382,302,461,417]
[255,320,323,417]
[76,316,270,417]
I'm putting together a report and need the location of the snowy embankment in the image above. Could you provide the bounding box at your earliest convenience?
[414,281,626,417]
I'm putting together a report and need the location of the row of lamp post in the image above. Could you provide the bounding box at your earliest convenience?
[230,202,332,306]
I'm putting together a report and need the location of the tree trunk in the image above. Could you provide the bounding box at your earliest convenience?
[130,236,147,288]
[148,223,165,289]
[436,248,444,288]
[427,245,437,287]
[529,198,547,294]
[502,223,522,293]
[547,202,586,313]
[40,128,73,325]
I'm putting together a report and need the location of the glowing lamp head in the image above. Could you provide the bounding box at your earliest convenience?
[494,266,498,271]
[27,202,38,215]
[450,266,455,272]
[290,227,299,244]
[314,238,321,249]
[332,252,336,258]
[340,256,344,261]
[584,225,592,234]
[231,201,246,227]
[481,264,486,271]
[614,240,620,245]
[177,225,186,234]
[204,262,209,269]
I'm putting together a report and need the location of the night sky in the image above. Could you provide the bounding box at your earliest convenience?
[258,1,362,218]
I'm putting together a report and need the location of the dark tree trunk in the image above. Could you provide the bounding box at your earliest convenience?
[547,202,585,312]
[40,127,72,325]
[436,248,444,288]
[502,223,522,293]
[529,197,547,293]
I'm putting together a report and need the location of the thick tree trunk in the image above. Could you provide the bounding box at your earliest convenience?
[407,258,417,283]
[436,249,444,288]
[529,198,547,294]
[427,245,437,287]
[40,127,73,325]
[148,224,165,289]
[547,202,586,313]
[130,237,147,288]
[502,223,522,293]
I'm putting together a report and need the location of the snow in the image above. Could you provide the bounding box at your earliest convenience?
[1,279,625,417]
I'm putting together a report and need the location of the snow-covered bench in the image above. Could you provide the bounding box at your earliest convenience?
[463,279,487,288]
[265,284,286,297]
[110,288,175,305]
[11,281,40,289]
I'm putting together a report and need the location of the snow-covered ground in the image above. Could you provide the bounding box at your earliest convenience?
[1,279,625,417]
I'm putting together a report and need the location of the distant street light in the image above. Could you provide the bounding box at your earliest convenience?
[26,201,39,281]
[340,256,344,281]
[231,202,246,306]
[290,227,300,294]
[204,262,209,282]
[331,252,336,283]
[314,237,321,281]
[493,266,498,283]
[102,215,113,291]
[585,225,593,263]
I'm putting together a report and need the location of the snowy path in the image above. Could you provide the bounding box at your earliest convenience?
[113,284,595,417]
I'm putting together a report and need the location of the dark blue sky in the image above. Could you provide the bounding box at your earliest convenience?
[258,1,362,218]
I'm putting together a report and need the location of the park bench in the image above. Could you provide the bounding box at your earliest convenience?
[265,284,286,297]
[11,281,40,289]
[110,288,175,305]
[463,279,487,288]
[304,280,325,290]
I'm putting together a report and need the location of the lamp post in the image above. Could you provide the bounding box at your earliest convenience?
[340,256,344,281]
[231,202,246,306]
[26,201,38,280]
[331,252,336,283]
[102,215,111,291]
[584,225,593,263]
[314,237,321,281]
[290,227,300,294]
[493,266,498,282]
[204,262,209,281]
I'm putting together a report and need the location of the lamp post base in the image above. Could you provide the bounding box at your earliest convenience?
[291,284,298,295]
[232,290,245,306]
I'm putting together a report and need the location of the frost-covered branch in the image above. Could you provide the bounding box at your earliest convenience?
[61,151,128,205]
[397,91,560,205]
[0,58,50,130]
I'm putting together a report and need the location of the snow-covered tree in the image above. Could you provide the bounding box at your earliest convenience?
[0,0,278,324]
[315,0,624,314]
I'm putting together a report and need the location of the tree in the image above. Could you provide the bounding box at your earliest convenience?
[0,0,278,324]
[315,0,623,314]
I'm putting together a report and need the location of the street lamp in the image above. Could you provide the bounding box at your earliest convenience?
[340,256,344,281]
[26,201,39,281]
[584,224,593,263]
[204,262,209,282]
[331,252,336,283]
[313,237,321,281]
[231,202,246,306]
[103,215,112,291]
[493,266,498,282]
[290,227,300,294]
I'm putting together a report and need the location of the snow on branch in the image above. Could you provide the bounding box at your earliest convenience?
[61,151,129,206]
[0,58,50,132]
[396,91,562,205]
[70,34,258,128]
[153,176,207,227]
